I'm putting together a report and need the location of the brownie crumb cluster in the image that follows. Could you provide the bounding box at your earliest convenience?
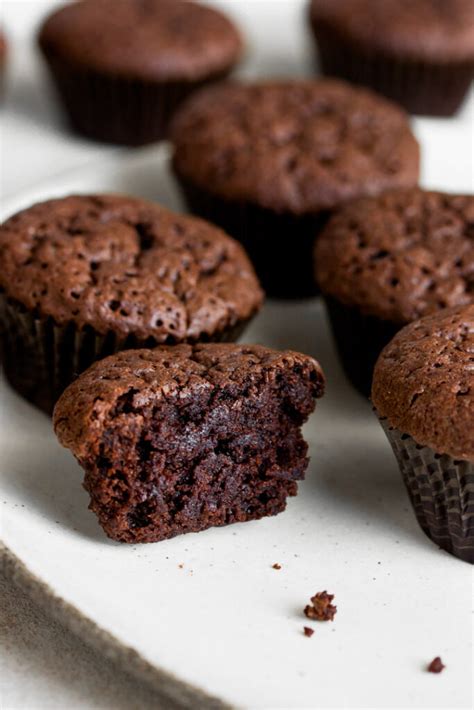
[304,591,337,622]
[54,343,325,543]
[427,657,445,674]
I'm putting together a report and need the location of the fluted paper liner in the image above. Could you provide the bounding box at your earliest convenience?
[0,294,250,415]
[378,416,474,564]
[174,171,327,299]
[323,297,400,398]
[41,53,230,146]
[313,26,474,116]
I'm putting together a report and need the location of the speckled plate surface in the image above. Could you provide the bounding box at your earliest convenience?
[1,1,473,708]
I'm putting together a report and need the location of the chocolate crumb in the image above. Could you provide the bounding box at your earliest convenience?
[304,591,337,621]
[427,657,445,674]
[303,626,314,637]
[272,563,282,570]
[178,564,184,569]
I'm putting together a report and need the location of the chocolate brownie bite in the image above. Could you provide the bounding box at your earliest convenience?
[170,79,420,298]
[0,29,7,96]
[0,194,263,413]
[315,188,474,396]
[309,0,474,116]
[53,344,325,543]
[0,30,6,70]
[372,305,474,563]
[38,0,242,145]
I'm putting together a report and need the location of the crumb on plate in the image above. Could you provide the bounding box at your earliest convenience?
[304,591,337,621]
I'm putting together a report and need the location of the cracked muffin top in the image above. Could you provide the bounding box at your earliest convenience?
[38,0,242,81]
[372,304,474,460]
[170,79,419,215]
[0,194,263,342]
[309,0,474,63]
[316,189,474,324]
[53,342,326,460]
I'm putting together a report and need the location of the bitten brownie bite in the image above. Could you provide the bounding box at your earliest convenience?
[0,194,263,413]
[38,0,242,145]
[171,79,419,297]
[372,305,474,563]
[0,28,6,88]
[53,344,325,543]
[316,188,474,396]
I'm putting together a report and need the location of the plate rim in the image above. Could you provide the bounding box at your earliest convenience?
[0,542,230,710]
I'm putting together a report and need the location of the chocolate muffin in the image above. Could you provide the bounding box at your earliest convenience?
[0,194,263,413]
[38,0,242,145]
[53,343,325,543]
[171,79,420,297]
[372,305,474,563]
[315,189,474,396]
[0,29,6,94]
[309,0,474,116]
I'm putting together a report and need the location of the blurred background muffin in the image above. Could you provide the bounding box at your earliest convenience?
[38,0,243,145]
[315,188,474,395]
[309,0,474,116]
[171,79,420,298]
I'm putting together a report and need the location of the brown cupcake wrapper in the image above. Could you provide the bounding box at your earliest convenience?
[378,416,474,564]
[41,52,232,146]
[312,25,474,116]
[174,171,327,299]
[0,294,250,415]
[323,296,400,398]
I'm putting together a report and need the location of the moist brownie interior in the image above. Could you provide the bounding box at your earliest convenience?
[54,345,324,543]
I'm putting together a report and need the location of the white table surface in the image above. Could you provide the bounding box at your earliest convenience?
[1,2,473,709]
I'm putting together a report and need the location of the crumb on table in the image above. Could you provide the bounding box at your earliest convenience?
[427,657,445,674]
[304,591,337,621]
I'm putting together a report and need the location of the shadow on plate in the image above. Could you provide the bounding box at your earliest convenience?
[312,439,426,546]
[109,149,184,210]
[0,378,112,544]
[4,64,67,137]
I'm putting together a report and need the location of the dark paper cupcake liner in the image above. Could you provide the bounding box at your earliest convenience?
[312,25,474,116]
[378,417,474,564]
[174,171,327,298]
[0,294,250,415]
[41,52,231,146]
[323,296,400,397]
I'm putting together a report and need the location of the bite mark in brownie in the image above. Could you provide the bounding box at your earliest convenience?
[53,344,325,543]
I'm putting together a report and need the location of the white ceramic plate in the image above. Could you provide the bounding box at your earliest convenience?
[1,1,473,708]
